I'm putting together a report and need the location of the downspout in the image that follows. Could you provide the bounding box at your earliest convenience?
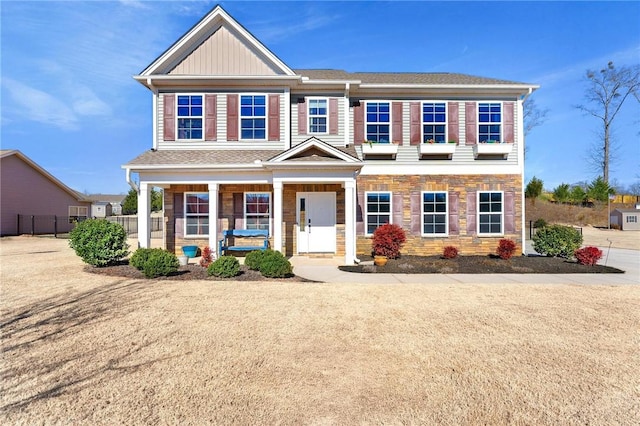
[353,168,361,264]
[125,167,139,193]
[520,87,533,255]
[148,78,158,151]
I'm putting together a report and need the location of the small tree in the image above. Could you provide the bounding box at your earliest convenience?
[552,183,571,204]
[587,176,615,203]
[371,223,406,259]
[121,187,163,215]
[569,185,587,205]
[525,176,544,205]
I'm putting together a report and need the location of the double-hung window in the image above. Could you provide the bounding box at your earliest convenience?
[240,95,266,140]
[177,95,203,139]
[478,191,503,235]
[478,103,502,143]
[422,192,447,235]
[68,206,88,223]
[627,215,638,223]
[185,193,209,236]
[366,102,390,143]
[245,193,270,233]
[308,98,328,133]
[422,102,446,143]
[366,192,391,235]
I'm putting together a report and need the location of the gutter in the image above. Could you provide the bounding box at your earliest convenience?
[125,167,139,193]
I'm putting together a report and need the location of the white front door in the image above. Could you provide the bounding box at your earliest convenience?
[297,192,336,253]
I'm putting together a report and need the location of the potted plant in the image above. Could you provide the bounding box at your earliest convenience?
[371,223,406,266]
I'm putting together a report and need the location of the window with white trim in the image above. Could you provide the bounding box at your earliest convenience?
[366,192,391,235]
[245,192,270,232]
[478,191,503,235]
[177,95,203,139]
[366,102,390,143]
[240,95,266,140]
[422,192,447,235]
[308,98,327,133]
[185,192,209,236]
[627,215,638,223]
[478,102,501,143]
[68,206,88,223]
[422,102,447,143]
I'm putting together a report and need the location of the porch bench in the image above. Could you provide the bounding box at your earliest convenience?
[218,229,269,255]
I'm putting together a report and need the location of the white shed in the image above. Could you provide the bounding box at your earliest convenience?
[610,208,640,231]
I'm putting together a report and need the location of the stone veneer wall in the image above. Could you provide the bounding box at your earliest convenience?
[355,174,523,256]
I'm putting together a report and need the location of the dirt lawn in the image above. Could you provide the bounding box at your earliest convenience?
[1,236,639,425]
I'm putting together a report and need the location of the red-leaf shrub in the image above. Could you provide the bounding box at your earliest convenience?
[574,246,603,266]
[199,246,213,267]
[443,246,459,259]
[496,239,517,260]
[371,223,406,259]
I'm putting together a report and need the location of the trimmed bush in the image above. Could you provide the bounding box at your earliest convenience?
[199,246,213,268]
[208,255,240,278]
[371,223,406,259]
[532,224,583,258]
[534,218,547,229]
[442,246,459,259]
[496,239,517,260]
[574,246,603,266]
[245,249,268,271]
[259,250,293,278]
[69,219,129,267]
[142,250,179,278]
[130,248,161,270]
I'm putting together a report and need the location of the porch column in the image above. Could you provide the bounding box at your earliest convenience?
[138,182,150,248]
[344,179,356,265]
[273,180,283,252]
[208,183,219,258]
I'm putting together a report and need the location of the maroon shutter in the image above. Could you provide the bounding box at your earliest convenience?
[164,94,175,141]
[233,193,243,229]
[174,193,183,236]
[410,192,421,235]
[329,98,339,135]
[392,193,403,228]
[227,95,238,141]
[465,102,477,145]
[268,94,280,141]
[448,102,459,144]
[353,102,364,145]
[504,191,515,233]
[410,102,421,146]
[205,94,217,141]
[449,192,459,235]
[503,102,514,143]
[466,191,476,234]
[392,102,403,145]
[356,189,364,234]
[297,99,307,135]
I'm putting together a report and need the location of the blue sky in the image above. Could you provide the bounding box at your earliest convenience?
[2,0,639,195]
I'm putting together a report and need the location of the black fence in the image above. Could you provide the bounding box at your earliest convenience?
[16,215,163,238]
[529,221,582,239]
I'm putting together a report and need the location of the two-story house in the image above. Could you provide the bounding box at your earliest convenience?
[123,5,538,265]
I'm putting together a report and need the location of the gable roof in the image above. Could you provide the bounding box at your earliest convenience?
[0,150,87,202]
[267,138,360,163]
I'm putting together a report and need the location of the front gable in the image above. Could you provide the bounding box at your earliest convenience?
[267,137,360,164]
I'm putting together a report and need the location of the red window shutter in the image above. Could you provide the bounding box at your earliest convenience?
[504,191,515,233]
[205,94,217,141]
[392,102,403,145]
[163,94,175,141]
[410,192,421,235]
[410,102,421,146]
[329,98,339,135]
[233,193,243,229]
[448,102,459,144]
[392,193,403,228]
[356,189,364,234]
[449,192,459,235]
[174,193,183,236]
[298,99,307,135]
[227,95,238,141]
[466,191,476,234]
[268,94,280,141]
[465,102,477,145]
[353,102,364,145]
[503,102,514,143]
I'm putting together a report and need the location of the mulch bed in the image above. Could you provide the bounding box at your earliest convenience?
[339,255,625,274]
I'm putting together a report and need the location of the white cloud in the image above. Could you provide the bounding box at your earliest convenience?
[71,86,113,117]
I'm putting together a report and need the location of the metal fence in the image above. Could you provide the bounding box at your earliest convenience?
[529,221,582,239]
[15,215,163,238]
[105,216,163,238]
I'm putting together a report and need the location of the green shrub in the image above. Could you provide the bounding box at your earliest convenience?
[532,225,583,258]
[245,249,268,270]
[208,256,240,278]
[259,250,293,278]
[69,219,129,266]
[130,248,162,270]
[142,250,179,278]
[533,218,547,229]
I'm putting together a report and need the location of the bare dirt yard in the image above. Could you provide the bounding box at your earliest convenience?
[1,236,640,425]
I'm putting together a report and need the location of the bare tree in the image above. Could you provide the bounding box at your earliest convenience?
[523,96,549,136]
[576,61,640,183]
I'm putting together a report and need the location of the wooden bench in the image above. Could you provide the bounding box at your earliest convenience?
[218,229,269,255]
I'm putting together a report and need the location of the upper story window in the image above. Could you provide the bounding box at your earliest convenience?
[365,191,391,235]
[185,192,209,236]
[422,102,446,143]
[478,103,501,143]
[177,95,203,139]
[366,102,390,143]
[478,191,503,235]
[240,95,266,140]
[308,98,328,133]
[245,192,270,233]
[422,192,447,235]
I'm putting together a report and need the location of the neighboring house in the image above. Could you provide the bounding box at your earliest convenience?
[610,208,640,231]
[0,150,91,236]
[123,6,538,264]
[86,194,126,216]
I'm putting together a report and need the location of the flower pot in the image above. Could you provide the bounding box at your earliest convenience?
[374,255,388,266]
[182,245,198,258]
[178,255,189,266]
